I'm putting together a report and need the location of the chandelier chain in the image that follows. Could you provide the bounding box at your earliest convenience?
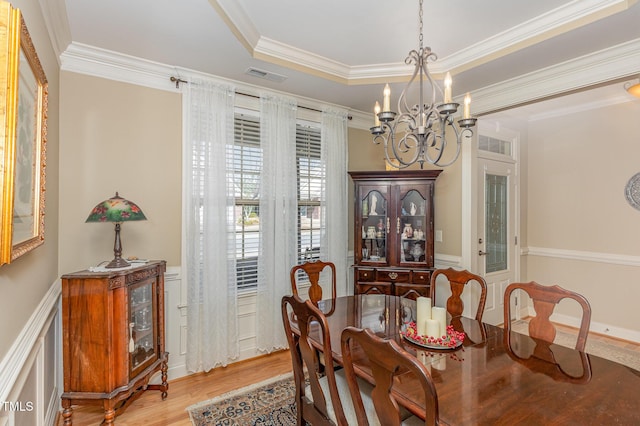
[418,0,423,50]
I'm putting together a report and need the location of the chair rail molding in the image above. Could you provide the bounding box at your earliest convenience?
[526,246,640,267]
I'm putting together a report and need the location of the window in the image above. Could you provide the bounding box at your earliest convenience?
[231,114,324,291]
[478,134,511,156]
[296,123,323,263]
[230,114,261,291]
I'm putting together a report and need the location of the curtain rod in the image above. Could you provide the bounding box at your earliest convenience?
[170,76,351,119]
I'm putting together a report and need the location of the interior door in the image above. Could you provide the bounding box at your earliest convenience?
[477,157,517,325]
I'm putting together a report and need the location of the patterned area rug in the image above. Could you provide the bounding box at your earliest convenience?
[187,373,297,426]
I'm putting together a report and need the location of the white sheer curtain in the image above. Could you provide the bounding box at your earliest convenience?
[183,78,239,372]
[255,94,298,353]
[320,107,350,296]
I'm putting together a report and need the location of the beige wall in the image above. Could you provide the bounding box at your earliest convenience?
[346,127,463,258]
[0,0,60,359]
[525,99,640,331]
[57,76,465,275]
[59,72,182,273]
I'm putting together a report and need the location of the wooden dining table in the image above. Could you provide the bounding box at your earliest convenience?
[304,294,640,425]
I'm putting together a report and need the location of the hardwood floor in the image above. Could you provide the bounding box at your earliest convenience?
[56,350,292,426]
[56,327,639,425]
[554,322,640,352]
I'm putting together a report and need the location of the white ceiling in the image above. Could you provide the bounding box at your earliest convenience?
[50,0,640,116]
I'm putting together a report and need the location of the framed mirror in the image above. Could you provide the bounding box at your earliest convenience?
[0,1,47,265]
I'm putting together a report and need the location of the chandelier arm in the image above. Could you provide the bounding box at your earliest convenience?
[431,123,471,168]
[374,123,414,170]
[391,125,421,168]
[422,131,445,165]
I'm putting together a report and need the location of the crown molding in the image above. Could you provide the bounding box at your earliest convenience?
[469,38,640,115]
[208,0,259,53]
[528,93,632,122]
[38,0,72,64]
[211,0,636,84]
[61,42,181,92]
[60,35,640,125]
[442,0,635,73]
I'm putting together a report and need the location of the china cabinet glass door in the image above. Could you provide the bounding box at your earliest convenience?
[361,189,388,264]
[398,189,428,265]
[129,280,157,374]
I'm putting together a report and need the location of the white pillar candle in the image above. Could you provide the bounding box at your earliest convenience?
[425,319,440,338]
[431,306,447,338]
[416,297,432,335]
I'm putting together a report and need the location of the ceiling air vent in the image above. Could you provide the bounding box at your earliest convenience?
[245,67,287,83]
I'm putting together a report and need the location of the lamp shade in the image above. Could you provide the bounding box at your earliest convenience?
[86,192,147,223]
[86,192,147,268]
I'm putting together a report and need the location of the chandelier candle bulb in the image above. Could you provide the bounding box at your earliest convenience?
[374,101,381,127]
[431,306,447,337]
[463,93,471,119]
[444,72,452,103]
[383,84,391,112]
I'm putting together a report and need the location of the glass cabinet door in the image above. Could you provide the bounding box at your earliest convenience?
[398,189,428,265]
[129,280,157,375]
[361,190,388,264]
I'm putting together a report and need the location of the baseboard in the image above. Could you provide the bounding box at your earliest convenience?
[548,310,640,344]
[522,307,640,344]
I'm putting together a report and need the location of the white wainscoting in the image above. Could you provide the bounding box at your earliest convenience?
[0,281,61,426]
[163,267,187,380]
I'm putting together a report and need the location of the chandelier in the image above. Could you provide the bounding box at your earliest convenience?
[371,0,477,169]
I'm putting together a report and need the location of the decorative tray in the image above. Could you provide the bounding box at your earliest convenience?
[400,321,465,350]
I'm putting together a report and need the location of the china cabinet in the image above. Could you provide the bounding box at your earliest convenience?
[60,261,168,425]
[349,170,441,299]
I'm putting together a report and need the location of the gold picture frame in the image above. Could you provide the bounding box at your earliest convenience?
[0,2,47,265]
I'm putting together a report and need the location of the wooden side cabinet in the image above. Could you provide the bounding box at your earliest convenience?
[61,260,168,425]
[349,170,442,299]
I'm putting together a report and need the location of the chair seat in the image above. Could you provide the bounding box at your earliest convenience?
[306,368,413,425]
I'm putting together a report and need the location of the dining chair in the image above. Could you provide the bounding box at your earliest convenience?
[341,326,440,426]
[505,328,592,384]
[282,294,348,425]
[290,260,337,306]
[503,281,592,351]
[430,268,487,321]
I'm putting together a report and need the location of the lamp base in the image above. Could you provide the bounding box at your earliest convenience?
[105,257,131,268]
[105,222,130,268]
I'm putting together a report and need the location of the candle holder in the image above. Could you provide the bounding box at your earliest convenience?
[458,117,478,128]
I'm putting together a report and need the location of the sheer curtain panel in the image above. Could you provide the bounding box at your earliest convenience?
[256,94,298,353]
[321,107,349,296]
[183,79,239,372]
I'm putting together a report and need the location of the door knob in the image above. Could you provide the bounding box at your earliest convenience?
[478,250,488,256]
